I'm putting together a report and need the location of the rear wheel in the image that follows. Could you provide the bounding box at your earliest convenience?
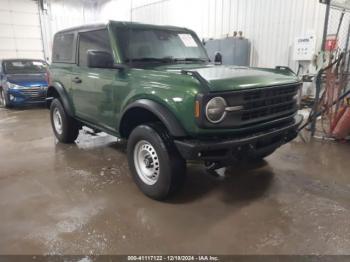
[127,123,186,200]
[50,98,80,143]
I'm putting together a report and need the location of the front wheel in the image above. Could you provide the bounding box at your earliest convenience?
[50,98,80,143]
[0,89,10,108]
[127,123,186,200]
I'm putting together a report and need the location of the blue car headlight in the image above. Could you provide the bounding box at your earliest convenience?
[7,82,26,90]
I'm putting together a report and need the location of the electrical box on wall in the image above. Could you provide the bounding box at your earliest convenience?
[293,34,316,61]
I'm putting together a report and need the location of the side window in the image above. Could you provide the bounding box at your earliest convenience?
[52,33,75,63]
[78,29,112,67]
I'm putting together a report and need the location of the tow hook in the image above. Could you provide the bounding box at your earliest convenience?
[205,162,226,179]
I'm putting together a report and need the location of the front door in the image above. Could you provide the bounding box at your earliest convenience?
[71,29,127,129]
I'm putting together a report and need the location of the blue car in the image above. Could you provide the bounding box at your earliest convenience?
[0,59,49,108]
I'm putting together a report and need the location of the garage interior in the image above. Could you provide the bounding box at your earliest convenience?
[1,0,350,258]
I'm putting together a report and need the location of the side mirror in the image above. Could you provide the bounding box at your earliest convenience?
[87,50,117,69]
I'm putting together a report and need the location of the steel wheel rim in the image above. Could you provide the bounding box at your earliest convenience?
[133,140,160,185]
[53,108,63,135]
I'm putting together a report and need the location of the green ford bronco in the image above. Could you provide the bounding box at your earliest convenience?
[47,21,303,200]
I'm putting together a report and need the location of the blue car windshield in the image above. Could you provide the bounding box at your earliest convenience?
[115,27,209,64]
[4,60,47,74]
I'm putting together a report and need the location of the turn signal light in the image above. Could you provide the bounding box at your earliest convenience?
[195,100,200,118]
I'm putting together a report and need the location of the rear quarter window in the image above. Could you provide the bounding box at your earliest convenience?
[52,33,76,63]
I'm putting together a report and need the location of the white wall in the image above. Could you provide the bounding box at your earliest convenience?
[0,0,44,59]
[99,0,132,21]
[40,0,106,61]
[47,0,103,35]
[42,0,330,70]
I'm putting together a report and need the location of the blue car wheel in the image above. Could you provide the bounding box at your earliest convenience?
[0,89,10,108]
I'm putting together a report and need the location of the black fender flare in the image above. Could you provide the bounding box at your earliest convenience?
[47,82,74,116]
[120,99,187,137]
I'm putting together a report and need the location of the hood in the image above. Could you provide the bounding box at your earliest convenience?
[6,73,48,87]
[159,64,299,92]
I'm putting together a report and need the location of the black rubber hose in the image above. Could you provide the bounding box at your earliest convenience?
[307,53,346,135]
[298,87,350,132]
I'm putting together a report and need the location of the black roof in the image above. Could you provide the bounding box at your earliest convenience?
[54,20,190,35]
[55,22,108,34]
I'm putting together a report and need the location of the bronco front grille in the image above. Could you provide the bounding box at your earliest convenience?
[240,85,298,122]
[200,83,300,129]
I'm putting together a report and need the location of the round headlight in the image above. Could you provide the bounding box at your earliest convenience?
[205,97,227,123]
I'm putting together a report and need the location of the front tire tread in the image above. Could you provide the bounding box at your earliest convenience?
[127,122,186,200]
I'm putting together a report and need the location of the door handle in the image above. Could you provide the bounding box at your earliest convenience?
[72,77,82,84]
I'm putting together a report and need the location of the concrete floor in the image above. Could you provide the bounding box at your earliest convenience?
[0,106,350,255]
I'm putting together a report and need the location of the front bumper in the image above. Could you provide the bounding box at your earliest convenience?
[6,88,47,106]
[174,114,303,162]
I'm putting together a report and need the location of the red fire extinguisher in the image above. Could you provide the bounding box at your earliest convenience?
[332,98,350,139]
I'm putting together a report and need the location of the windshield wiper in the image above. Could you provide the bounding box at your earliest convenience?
[174,58,208,63]
[125,57,174,63]
[125,57,208,64]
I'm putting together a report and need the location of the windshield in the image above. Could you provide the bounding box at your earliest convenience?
[4,60,47,74]
[115,27,209,64]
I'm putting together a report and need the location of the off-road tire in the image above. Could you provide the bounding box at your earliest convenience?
[0,88,10,108]
[50,98,79,143]
[127,123,186,200]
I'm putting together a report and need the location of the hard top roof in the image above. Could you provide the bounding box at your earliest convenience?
[55,20,191,35]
